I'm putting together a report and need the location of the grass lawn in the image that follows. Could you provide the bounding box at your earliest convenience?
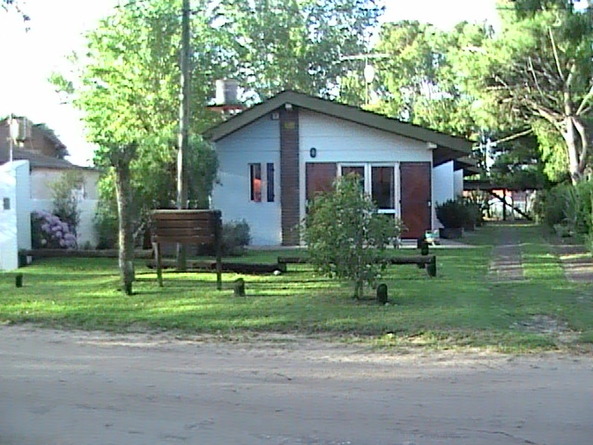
[1,223,592,352]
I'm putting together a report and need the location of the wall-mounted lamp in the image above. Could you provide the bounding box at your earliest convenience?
[309,147,317,158]
[285,103,293,111]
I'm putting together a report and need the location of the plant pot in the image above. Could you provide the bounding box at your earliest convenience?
[439,227,463,239]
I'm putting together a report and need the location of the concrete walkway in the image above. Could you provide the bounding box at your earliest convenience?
[488,225,525,282]
[487,223,593,284]
[551,241,593,283]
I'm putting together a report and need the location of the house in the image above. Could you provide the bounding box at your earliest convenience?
[0,117,100,270]
[205,91,474,246]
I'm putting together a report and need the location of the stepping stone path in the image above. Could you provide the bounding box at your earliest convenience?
[488,225,525,282]
[488,223,593,284]
[551,242,593,283]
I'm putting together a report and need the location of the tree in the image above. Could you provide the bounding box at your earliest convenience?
[466,0,593,183]
[347,20,490,141]
[214,0,384,101]
[303,174,403,299]
[52,0,225,294]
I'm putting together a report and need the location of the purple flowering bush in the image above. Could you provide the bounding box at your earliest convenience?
[31,210,77,249]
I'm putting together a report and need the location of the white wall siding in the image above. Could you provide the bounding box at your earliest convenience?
[454,169,464,197]
[433,161,455,205]
[211,114,282,246]
[432,161,455,229]
[0,161,30,271]
[30,169,100,247]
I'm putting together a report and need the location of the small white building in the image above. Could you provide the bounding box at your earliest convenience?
[205,91,473,246]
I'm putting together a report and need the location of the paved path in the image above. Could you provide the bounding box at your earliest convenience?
[551,241,593,283]
[1,326,592,445]
[488,225,525,282]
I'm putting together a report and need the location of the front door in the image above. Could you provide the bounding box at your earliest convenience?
[400,162,431,239]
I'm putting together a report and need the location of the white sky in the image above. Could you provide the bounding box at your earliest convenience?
[0,0,498,166]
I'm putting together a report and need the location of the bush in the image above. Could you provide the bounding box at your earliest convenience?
[221,220,251,256]
[31,210,77,249]
[51,170,84,237]
[436,199,469,229]
[463,199,482,228]
[535,181,593,235]
[303,174,403,299]
[94,200,118,249]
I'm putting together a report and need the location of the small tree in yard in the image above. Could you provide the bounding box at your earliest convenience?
[303,174,404,299]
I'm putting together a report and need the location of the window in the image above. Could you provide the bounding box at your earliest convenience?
[371,166,394,210]
[341,165,365,190]
[339,163,397,215]
[250,163,262,202]
[266,163,275,202]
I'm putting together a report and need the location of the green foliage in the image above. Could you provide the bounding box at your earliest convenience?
[362,20,489,140]
[535,181,593,234]
[216,0,383,100]
[303,174,403,299]
[50,170,84,237]
[464,0,593,182]
[221,220,251,256]
[436,199,470,229]
[3,224,593,351]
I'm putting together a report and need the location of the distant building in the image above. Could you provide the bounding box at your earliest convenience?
[0,117,100,270]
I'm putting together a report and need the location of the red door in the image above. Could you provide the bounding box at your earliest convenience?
[306,163,337,203]
[400,162,431,239]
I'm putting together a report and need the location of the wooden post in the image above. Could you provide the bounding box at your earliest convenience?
[376,283,388,304]
[427,256,437,277]
[234,278,245,297]
[153,241,163,287]
[214,211,222,291]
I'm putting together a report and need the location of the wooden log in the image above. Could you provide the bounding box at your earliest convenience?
[20,249,154,259]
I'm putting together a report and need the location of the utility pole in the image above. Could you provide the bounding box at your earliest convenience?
[176,0,191,270]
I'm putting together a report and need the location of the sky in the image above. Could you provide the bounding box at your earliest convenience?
[0,0,499,166]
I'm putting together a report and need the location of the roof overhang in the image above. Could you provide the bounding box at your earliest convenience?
[204,90,473,164]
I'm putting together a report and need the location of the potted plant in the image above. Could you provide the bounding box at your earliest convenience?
[436,199,468,239]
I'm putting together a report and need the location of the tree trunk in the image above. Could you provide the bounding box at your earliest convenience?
[563,117,584,184]
[353,279,363,299]
[114,160,135,295]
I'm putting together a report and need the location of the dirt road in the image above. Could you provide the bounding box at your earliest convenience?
[1,325,592,445]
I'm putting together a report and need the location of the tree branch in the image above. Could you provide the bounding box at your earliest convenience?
[548,26,565,82]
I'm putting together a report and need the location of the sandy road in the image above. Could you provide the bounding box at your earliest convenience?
[1,325,592,445]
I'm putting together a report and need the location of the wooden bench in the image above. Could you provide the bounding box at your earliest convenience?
[277,254,437,277]
[152,210,222,289]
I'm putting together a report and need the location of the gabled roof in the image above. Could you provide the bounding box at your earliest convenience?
[204,90,473,164]
[0,147,86,170]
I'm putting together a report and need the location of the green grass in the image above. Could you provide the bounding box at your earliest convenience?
[1,223,593,352]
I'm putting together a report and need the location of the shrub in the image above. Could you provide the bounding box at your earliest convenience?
[31,210,77,249]
[303,174,403,299]
[463,199,482,228]
[535,181,593,235]
[436,199,469,229]
[221,220,251,256]
[94,199,119,249]
[51,170,84,237]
